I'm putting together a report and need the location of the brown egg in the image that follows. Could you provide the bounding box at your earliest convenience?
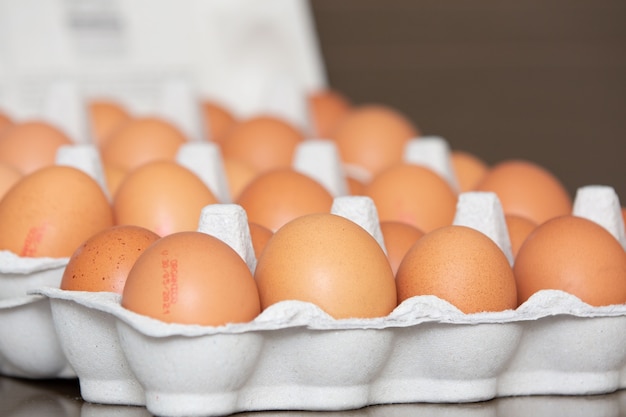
[0,165,113,258]
[254,213,397,319]
[103,162,128,198]
[505,214,537,259]
[451,150,489,192]
[122,231,261,326]
[380,221,424,276]
[113,160,219,236]
[396,225,518,313]
[330,104,419,178]
[364,162,458,233]
[0,120,73,175]
[346,175,366,196]
[308,88,352,139]
[201,100,238,144]
[248,222,273,260]
[220,115,304,173]
[475,159,572,225]
[222,157,259,201]
[100,116,187,172]
[0,111,13,133]
[514,215,626,307]
[89,99,132,147]
[0,162,22,200]
[235,168,334,232]
[60,225,160,293]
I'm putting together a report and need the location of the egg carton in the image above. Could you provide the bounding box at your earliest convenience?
[0,123,345,381]
[0,0,326,131]
[21,185,626,417]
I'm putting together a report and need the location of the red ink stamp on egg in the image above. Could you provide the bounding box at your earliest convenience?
[21,224,47,257]
[160,249,179,314]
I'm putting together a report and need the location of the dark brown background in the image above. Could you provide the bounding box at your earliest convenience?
[309,0,625,202]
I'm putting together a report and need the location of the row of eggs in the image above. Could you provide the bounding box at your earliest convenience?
[0,89,625,329]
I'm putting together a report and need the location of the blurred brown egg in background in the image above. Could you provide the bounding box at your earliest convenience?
[88,99,132,147]
[0,162,22,200]
[248,222,273,260]
[505,214,538,260]
[235,168,334,232]
[380,220,424,276]
[451,150,489,193]
[0,110,13,133]
[474,159,572,226]
[330,104,419,181]
[364,162,457,233]
[201,100,239,144]
[220,115,304,173]
[308,88,352,139]
[112,160,218,236]
[222,157,259,202]
[0,165,113,258]
[0,120,73,175]
[100,116,188,172]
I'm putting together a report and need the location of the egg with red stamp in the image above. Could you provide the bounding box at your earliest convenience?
[122,231,261,326]
[0,165,113,258]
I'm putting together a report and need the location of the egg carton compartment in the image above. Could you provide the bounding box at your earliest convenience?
[29,188,626,417]
[34,286,626,417]
[0,294,74,379]
[0,249,74,379]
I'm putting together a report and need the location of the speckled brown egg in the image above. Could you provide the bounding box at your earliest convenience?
[254,213,397,319]
[514,215,626,307]
[396,225,517,313]
[60,225,160,293]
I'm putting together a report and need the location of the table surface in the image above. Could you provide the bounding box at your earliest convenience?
[2,375,626,417]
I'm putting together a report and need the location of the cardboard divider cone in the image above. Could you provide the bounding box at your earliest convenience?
[156,78,207,143]
[404,136,459,192]
[176,141,232,203]
[293,139,349,198]
[42,80,93,144]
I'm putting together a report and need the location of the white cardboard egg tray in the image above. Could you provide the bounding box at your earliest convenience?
[5,178,626,417]
[1,83,626,415]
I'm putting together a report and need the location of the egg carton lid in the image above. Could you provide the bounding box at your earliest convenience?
[0,0,326,131]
